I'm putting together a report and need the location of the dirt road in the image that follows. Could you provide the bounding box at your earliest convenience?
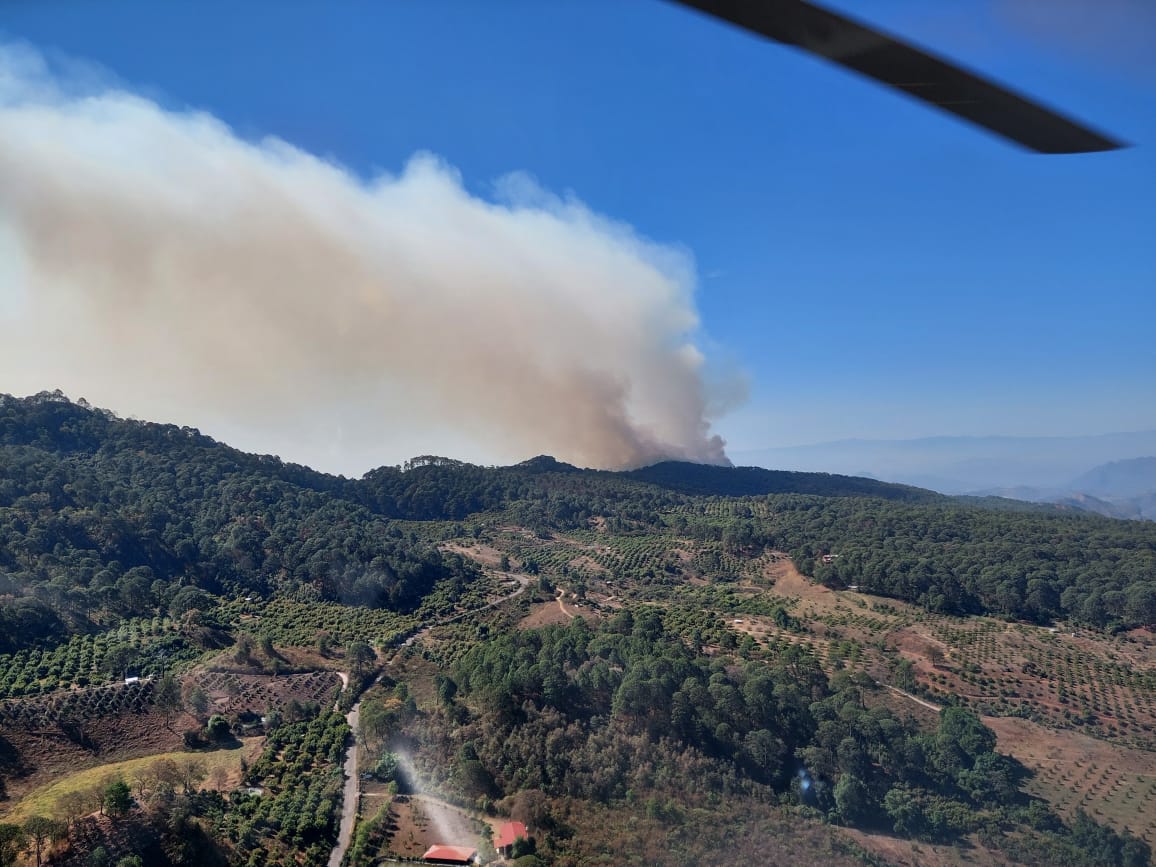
[328,698,361,867]
[556,588,576,620]
[328,574,530,866]
[884,685,942,713]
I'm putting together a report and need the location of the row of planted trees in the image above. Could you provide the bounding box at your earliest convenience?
[203,709,348,867]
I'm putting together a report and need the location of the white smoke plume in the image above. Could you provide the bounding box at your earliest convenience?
[0,45,735,474]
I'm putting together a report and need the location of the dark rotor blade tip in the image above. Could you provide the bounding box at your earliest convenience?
[671,0,1126,154]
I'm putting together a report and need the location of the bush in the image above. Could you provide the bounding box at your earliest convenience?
[206,715,232,743]
[373,753,398,783]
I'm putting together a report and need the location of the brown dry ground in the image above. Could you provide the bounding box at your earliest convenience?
[766,557,837,600]
[988,716,1156,845]
[51,811,170,867]
[1,708,202,804]
[547,797,867,867]
[379,794,490,859]
[185,668,342,717]
[198,642,341,676]
[519,601,573,629]
[441,541,507,568]
[839,828,1016,867]
[1,665,341,811]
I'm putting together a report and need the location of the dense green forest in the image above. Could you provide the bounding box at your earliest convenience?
[397,612,1148,866]
[3,391,1153,652]
[0,393,477,652]
[778,497,1156,627]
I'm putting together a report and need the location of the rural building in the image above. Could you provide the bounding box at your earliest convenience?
[421,844,478,865]
[494,821,529,857]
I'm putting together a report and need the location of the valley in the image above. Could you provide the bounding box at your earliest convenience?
[0,393,1154,866]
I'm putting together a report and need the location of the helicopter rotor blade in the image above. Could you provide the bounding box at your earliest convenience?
[672,0,1125,154]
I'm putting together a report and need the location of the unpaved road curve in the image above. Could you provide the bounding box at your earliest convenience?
[556,588,576,620]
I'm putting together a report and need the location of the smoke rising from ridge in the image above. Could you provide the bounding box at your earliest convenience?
[0,45,736,473]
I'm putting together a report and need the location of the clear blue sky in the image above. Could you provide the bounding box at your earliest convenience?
[3,0,1154,453]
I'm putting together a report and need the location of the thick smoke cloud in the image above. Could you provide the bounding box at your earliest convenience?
[0,46,735,474]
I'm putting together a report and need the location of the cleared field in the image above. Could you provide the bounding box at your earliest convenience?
[519,600,574,629]
[891,619,1156,747]
[0,706,203,803]
[988,717,1156,845]
[186,668,342,716]
[381,794,490,859]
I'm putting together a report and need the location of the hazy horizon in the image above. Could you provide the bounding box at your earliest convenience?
[8,389,1156,493]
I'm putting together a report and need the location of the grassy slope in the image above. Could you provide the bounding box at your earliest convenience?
[2,739,261,824]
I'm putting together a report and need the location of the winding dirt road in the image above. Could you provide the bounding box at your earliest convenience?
[556,588,576,620]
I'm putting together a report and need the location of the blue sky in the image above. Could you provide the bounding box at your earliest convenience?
[2,0,1154,462]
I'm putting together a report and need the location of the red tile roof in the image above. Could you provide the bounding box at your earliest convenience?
[495,821,528,849]
[422,844,477,864]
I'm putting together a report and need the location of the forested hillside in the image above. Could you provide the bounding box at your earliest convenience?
[0,392,476,652]
[2,391,1155,657]
[775,497,1156,629]
[2,392,1156,866]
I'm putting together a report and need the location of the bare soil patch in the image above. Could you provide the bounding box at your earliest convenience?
[892,628,954,673]
[55,812,170,867]
[519,601,573,629]
[382,794,488,859]
[840,827,1013,867]
[987,716,1156,843]
[766,557,838,605]
[883,617,1156,745]
[382,654,443,709]
[1,708,200,805]
[550,796,865,866]
[441,542,507,568]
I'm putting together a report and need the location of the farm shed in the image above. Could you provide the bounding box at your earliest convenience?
[421,844,478,865]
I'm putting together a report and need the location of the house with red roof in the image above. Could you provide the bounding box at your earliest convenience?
[494,821,530,858]
[421,844,478,865]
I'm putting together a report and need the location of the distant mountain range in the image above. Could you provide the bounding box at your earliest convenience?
[1073,456,1156,499]
[734,434,1156,520]
[973,457,1156,520]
